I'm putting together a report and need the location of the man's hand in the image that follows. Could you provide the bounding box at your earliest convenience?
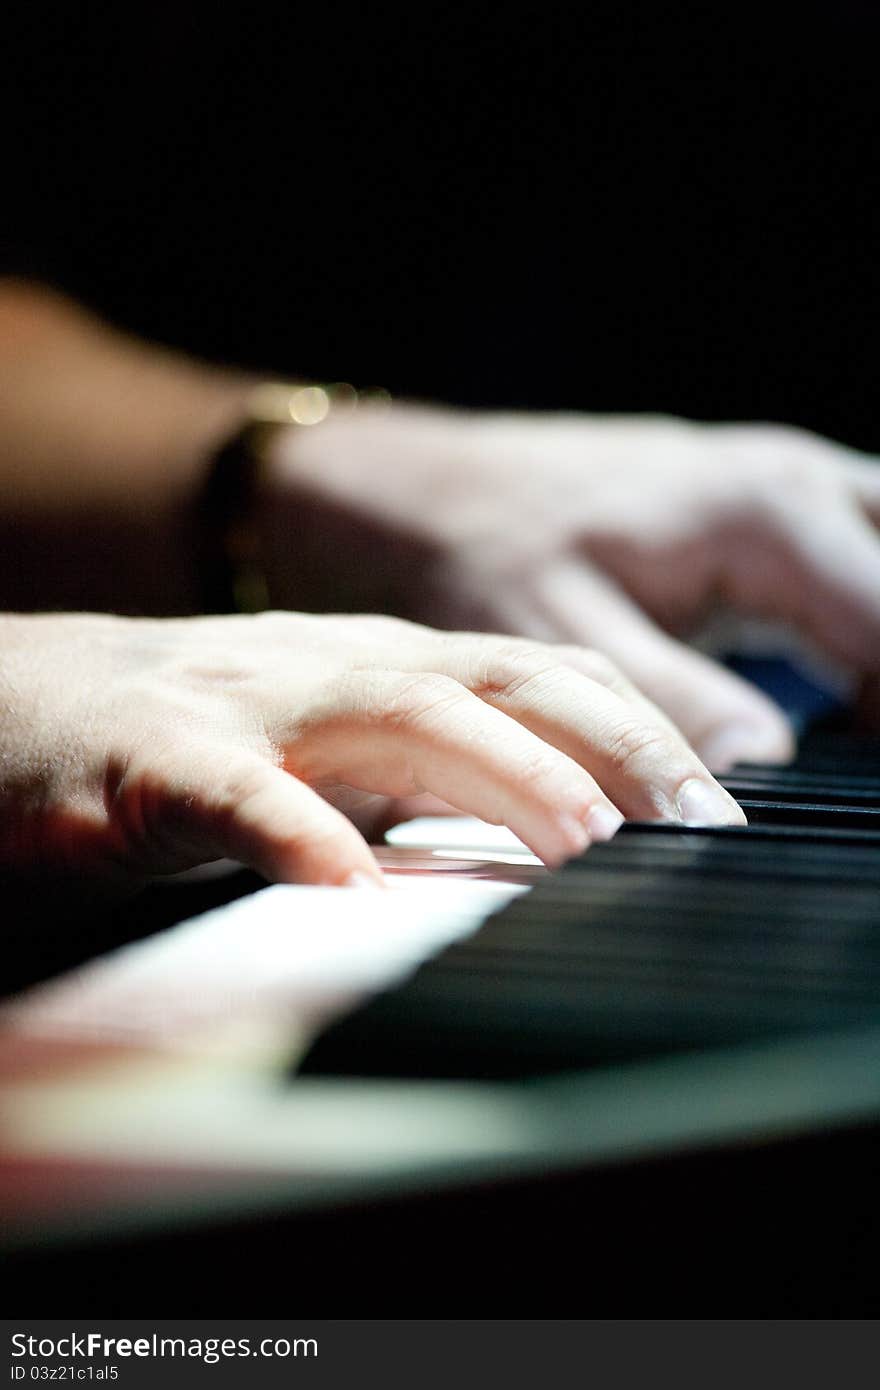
[268,408,880,768]
[0,611,742,890]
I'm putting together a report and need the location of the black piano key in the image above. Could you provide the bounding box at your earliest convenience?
[723,774,880,804]
[767,734,880,775]
[590,821,880,851]
[556,825,880,877]
[726,799,880,829]
[722,746,880,825]
[300,737,880,1081]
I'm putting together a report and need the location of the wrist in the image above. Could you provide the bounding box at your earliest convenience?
[195,380,395,614]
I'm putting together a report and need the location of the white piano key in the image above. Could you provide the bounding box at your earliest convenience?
[385,815,537,858]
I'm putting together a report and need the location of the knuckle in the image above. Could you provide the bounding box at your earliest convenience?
[176,655,264,691]
[216,759,271,814]
[379,672,470,730]
[472,643,561,702]
[371,614,423,638]
[514,744,574,791]
[771,453,825,493]
[250,609,292,634]
[603,719,673,777]
[745,434,831,507]
[335,612,421,640]
[754,422,808,449]
[558,647,622,687]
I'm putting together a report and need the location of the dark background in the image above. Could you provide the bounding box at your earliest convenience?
[5,2,880,447]
[4,10,880,1315]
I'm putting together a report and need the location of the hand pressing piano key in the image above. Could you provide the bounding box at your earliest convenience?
[0,611,743,897]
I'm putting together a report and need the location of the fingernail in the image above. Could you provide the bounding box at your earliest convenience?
[341,870,386,889]
[676,778,746,827]
[588,804,624,842]
[699,723,793,773]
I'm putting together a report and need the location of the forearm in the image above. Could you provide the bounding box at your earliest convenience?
[0,279,255,519]
[0,280,462,615]
[0,280,262,613]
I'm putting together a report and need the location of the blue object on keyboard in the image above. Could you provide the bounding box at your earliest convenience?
[724,653,847,734]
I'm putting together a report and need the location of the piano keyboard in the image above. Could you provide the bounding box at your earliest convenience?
[301,731,880,1079]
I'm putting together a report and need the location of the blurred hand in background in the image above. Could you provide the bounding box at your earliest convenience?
[265,405,880,768]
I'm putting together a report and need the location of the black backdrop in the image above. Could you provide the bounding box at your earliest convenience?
[5,2,880,448]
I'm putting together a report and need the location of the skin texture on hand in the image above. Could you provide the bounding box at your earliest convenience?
[0,611,742,892]
[269,409,880,769]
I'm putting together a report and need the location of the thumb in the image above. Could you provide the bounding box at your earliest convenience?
[502,557,795,771]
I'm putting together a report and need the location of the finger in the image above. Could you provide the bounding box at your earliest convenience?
[418,635,745,823]
[520,637,687,741]
[289,669,626,866]
[387,620,722,763]
[348,622,711,811]
[709,430,880,663]
[750,486,880,668]
[129,746,385,886]
[400,622,685,738]
[839,454,880,519]
[502,556,794,771]
[291,667,744,864]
